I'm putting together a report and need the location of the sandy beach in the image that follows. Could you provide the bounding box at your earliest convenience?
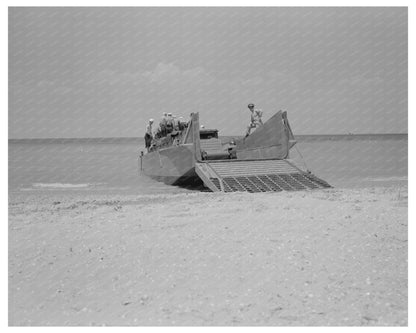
[8,186,407,326]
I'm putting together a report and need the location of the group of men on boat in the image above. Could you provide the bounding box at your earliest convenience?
[144,104,264,152]
[144,113,189,152]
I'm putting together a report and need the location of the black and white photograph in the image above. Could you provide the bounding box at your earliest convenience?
[8,4,408,326]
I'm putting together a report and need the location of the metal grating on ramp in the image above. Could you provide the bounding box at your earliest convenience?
[207,172,331,193]
[208,159,300,177]
[196,159,331,193]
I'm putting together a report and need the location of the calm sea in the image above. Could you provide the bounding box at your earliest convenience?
[8,134,407,195]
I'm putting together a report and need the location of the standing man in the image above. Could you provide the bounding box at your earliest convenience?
[145,119,154,152]
[159,112,168,136]
[165,113,174,134]
[245,103,263,137]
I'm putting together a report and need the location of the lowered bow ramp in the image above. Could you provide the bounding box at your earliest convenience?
[195,159,331,192]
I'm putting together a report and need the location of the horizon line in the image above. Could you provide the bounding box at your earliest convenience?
[8,132,409,141]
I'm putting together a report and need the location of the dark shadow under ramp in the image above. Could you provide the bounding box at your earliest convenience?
[195,159,331,193]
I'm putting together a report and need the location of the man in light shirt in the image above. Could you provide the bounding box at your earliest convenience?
[245,103,263,137]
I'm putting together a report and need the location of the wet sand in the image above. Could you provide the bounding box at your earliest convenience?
[8,186,408,326]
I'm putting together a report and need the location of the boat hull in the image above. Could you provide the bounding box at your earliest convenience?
[141,143,201,185]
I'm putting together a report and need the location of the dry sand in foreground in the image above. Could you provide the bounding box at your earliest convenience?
[9,187,407,326]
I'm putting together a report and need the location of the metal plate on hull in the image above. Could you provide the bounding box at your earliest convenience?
[141,144,195,185]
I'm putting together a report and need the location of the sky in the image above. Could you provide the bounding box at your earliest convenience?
[9,7,407,138]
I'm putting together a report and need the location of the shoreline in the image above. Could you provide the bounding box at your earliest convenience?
[9,186,408,326]
[8,177,409,198]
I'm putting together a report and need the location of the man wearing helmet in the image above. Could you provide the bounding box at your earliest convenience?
[159,112,168,136]
[165,112,174,134]
[245,103,263,137]
[145,119,154,152]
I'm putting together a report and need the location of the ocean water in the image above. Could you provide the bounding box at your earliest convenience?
[8,135,407,194]
[291,134,407,188]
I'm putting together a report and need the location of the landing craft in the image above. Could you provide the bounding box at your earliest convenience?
[139,111,331,192]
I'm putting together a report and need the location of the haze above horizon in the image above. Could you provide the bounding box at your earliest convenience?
[9,7,407,139]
